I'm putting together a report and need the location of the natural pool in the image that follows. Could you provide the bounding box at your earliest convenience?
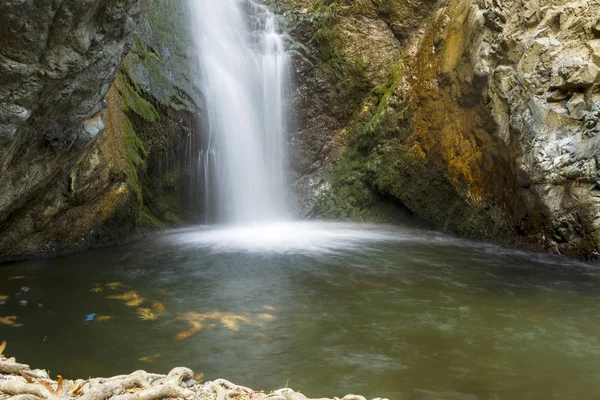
[1,222,599,399]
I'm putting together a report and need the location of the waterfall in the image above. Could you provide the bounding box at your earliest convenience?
[188,0,291,223]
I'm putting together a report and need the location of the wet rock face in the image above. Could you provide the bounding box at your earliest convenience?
[0,0,204,263]
[0,0,145,262]
[0,0,143,147]
[281,0,600,257]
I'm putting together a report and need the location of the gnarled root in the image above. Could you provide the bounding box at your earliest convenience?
[0,355,387,400]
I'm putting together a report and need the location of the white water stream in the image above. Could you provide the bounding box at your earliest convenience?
[188,0,291,223]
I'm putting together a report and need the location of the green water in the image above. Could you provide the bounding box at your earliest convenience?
[0,222,599,399]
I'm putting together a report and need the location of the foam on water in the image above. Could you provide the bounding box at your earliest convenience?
[166,222,408,254]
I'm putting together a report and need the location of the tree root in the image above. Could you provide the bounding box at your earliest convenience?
[0,355,387,400]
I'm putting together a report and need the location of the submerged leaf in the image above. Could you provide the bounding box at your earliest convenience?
[0,296,9,301]
[263,305,277,311]
[0,340,6,356]
[8,276,24,280]
[90,284,103,293]
[136,308,157,321]
[96,315,113,322]
[126,297,145,307]
[257,314,276,323]
[175,320,202,340]
[0,316,22,327]
[182,311,251,332]
[106,282,127,290]
[107,291,138,301]
[138,353,161,363]
[107,291,145,307]
[152,301,166,315]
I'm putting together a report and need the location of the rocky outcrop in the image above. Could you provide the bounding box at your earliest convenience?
[0,0,204,263]
[276,0,600,258]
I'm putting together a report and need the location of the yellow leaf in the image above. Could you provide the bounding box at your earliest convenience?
[90,285,103,293]
[257,314,276,323]
[0,296,9,301]
[96,315,113,322]
[0,340,6,356]
[136,308,157,321]
[126,296,144,307]
[107,291,138,301]
[194,373,205,383]
[0,317,22,328]
[106,282,127,290]
[152,301,166,315]
[263,305,277,311]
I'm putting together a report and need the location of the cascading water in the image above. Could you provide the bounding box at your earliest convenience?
[188,0,291,224]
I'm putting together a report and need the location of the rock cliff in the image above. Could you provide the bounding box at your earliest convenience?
[0,0,204,263]
[276,0,600,258]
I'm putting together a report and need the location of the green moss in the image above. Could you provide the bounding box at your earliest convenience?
[122,116,147,211]
[118,72,160,122]
[163,167,181,186]
[139,207,167,229]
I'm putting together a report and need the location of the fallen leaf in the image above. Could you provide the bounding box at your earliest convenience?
[175,320,202,340]
[8,276,24,280]
[57,376,64,395]
[96,315,113,322]
[257,314,276,323]
[90,285,103,293]
[183,311,251,332]
[154,289,171,296]
[0,316,22,327]
[106,282,127,290]
[136,308,157,321]
[69,381,84,396]
[20,371,34,383]
[263,305,277,311]
[0,340,6,356]
[138,353,161,363]
[126,296,144,307]
[107,291,138,301]
[0,296,9,301]
[194,373,205,383]
[107,291,144,307]
[39,379,60,397]
[152,301,166,315]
